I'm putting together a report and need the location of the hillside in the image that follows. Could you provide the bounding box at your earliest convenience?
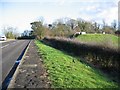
[35,40,119,88]
[74,34,119,49]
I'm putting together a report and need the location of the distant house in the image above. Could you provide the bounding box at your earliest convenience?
[102,32,106,34]
[81,32,86,35]
[74,32,86,35]
[73,31,86,38]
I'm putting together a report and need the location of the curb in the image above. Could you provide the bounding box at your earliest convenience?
[8,40,32,88]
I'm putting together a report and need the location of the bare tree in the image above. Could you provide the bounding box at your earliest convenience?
[37,16,44,24]
[66,19,78,30]
[2,25,19,39]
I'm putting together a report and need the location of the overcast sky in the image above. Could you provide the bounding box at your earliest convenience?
[0,0,119,34]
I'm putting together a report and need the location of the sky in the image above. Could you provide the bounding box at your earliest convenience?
[0,0,119,34]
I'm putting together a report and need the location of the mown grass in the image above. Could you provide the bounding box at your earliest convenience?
[35,40,119,88]
[75,34,119,49]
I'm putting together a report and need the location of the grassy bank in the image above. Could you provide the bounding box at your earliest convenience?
[35,40,119,88]
[75,34,119,49]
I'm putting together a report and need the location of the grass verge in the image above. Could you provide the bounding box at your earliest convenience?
[35,40,119,88]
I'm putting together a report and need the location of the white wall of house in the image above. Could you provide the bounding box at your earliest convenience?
[81,32,86,34]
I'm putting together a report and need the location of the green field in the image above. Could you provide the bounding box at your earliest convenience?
[35,40,119,88]
[75,34,119,49]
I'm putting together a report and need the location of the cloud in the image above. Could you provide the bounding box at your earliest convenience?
[95,6,118,25]
[56,0,66,5]
[76,1,118,25]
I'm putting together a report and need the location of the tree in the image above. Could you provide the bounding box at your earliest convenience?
[50,18,75,37]
[30,21,45,39]
[77,19,86,32]
[93,22,100,33]
[52,22,71,37]
[77,19,96,33]
[2,26,19,39]
[84,21,96,33]
[66,19,78,30]
[102,20,114,34]
[103,26,114,34]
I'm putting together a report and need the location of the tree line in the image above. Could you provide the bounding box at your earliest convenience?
[1,26,19,39]
[30,17,118,39]
[1,17,118,39]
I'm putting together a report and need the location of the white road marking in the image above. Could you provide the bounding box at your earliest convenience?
[1,44,9,48]
[0,41,6,43]
[0,41,17,49]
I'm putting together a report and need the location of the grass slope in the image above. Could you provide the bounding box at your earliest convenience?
[75,34,119,49]
[35,40,119,88]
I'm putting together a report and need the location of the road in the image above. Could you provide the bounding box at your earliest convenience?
[0,40,30,82]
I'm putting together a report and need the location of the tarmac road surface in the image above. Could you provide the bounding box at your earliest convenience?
[0,40,30,82]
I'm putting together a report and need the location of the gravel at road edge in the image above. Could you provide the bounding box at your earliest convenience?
[8,40,51,89]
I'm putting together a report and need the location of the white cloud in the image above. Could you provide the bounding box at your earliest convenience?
[86,6,97,11]
[56,0,66,5]
[96,6,118,25]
